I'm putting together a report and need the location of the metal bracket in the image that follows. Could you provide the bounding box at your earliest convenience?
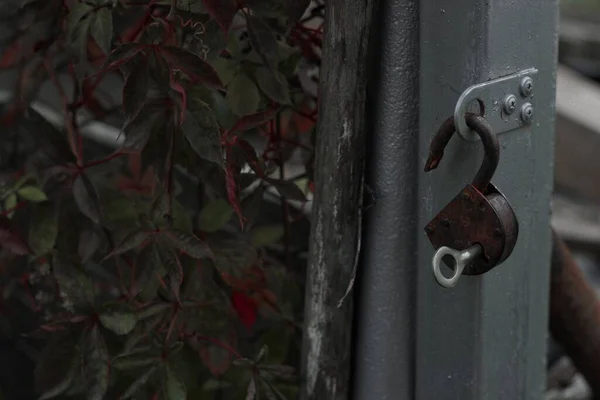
[454,68,538,141]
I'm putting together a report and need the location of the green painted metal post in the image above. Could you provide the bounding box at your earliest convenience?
[354,1,559,399]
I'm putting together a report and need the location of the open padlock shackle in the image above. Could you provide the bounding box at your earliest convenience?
[424,113,500,193]
[424,113,510,288]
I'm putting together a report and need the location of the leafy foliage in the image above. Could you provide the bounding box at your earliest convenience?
[0,0,323,398]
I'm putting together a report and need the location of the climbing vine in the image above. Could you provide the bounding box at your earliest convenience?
[0,0,323,398]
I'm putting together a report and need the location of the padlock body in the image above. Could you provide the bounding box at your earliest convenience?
[424,183,519,275]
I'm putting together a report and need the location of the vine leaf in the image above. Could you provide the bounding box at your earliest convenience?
[105,229,151,259]
[72,173,102,224]
[122,102,166,153]
[91,7,113,55]
[123,55,150,119]
[181,98,223,167]
[52,254,95,307]
[102,43,144,71]
[78,228,102,263]
[35,331,79,400]
[0,217,31,255]
[202,0,237,33]
[247,14,278,70]
[98,302,138,335]
[161,46,224,89]
[198,199,233,232]
[230,108,280,133]
[227,73,260,116]
[121,367,157,399]
[162,230,212,259]
[83,327,110,400]
[164,366,187,400]
[255,67,290,105]
[158,245,184,300]
[18,186,48,202]
[250,225,284,247]
[225,148,245,227]
[28,203,58,256]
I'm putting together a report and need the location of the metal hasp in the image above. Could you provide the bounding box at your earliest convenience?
[424,114,519,287]
[454,68,538,141]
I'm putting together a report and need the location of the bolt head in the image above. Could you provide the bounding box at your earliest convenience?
[441,217,450,227]
[520,77,534,97]
[503,94,517,114]
[520,102,534,124]
[425,225,434,234]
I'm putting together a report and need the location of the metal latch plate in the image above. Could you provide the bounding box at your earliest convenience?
[454,68,538,141]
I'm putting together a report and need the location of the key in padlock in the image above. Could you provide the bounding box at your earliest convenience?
[424,113,519,288]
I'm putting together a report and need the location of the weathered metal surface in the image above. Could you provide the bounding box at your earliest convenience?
[416,1,558,399]
[550,231,600,397]
[424,113,518,276]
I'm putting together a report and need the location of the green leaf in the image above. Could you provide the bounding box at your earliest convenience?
[18,186,47,202]
[198,199,233,232]
[123,55,150,119]
[158,245,184,299]
[161,46,224,89]
[78,228,102,263]
[121,367,156,399]
[250,225,284,247]
[138,302,170,320]
[181,98,223,167]
[68,3,93,39]
[266,178,306,202]
[162,230,212,259]
[99,302,137,335]
[247,15,278,69]
[28,203,58,256]
[105,229,151,258]
[91,7,113,54]
[122,102,166,153]
[102,43,144,70]
[227,73,260,116]
[35,331,79,400]
[164,366,187,400]
[52,254,95,307]
[4,193,16,218]
[255,67,290,104]
[73,173,102,224]
[83,327,110,400]
[202,0,237,32]
[211,58,239,87]
[112,350,156,370]
[134,244,163,298]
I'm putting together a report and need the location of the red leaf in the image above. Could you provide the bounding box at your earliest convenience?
[0,41,22,69]
[229,108,280,134]
[202,0,238,33]
[231,291,258,330]
[225,148,245,228]
[0,218,31,255]
[160,46,223,90]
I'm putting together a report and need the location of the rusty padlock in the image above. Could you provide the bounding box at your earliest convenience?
[424,113,518,288]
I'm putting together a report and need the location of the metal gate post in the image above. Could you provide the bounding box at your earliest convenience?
[354,1,559,399]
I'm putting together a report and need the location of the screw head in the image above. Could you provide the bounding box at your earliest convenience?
[520,102,534,124]
[503,94,517,114]
[441,217,450,228]
[520,77,534,97]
